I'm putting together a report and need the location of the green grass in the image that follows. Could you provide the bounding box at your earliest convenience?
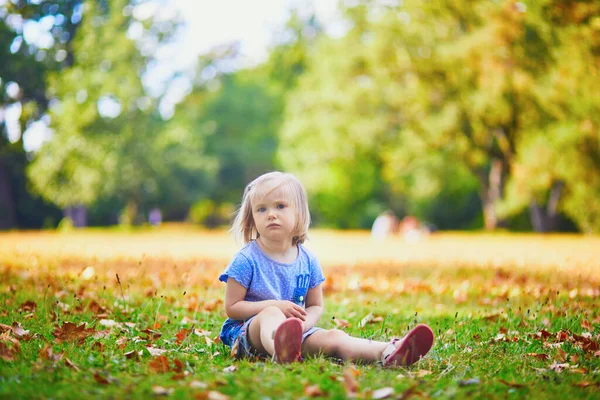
[1,232,600,399]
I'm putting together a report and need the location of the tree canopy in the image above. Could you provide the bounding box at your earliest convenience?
[1,0,599,232]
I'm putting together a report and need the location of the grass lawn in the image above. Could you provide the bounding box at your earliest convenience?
[1,227,599,399]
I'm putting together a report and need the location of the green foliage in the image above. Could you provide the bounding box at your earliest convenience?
[279,0,600,231]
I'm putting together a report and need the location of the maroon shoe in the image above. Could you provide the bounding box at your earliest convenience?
[382,324,434,367]
[273,318,303,363]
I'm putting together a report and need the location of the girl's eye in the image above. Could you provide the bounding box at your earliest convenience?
[277,204,286,209]
[258,207,266,212]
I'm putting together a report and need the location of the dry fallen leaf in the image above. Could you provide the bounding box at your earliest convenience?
[146,347,168,356]
[526,353,549,361]
[333,318,351,329]
[0,341,18,362]
[39,343,62,362]
[189,380,208,389]
[207,391,230,400]
[64,357,81,372]
[149,355,171,373]
[152,386,174,395]
[19,300,37,313]
[343,367,360,398]
[176,328,191,345]
[580,320,594,332]
[222,365,237,373]
[303,384,323,397]
[414,369,432,378]
[53,322,95,344]
[498,379,526,388]
[371,387,394,399]
[93,372,112,385]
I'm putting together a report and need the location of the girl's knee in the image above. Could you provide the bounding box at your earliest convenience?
[258,305,285,320]
[327,329,349,341]
[322,329,349,351]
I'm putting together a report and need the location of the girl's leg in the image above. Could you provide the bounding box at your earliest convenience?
[302,324,433,366]
[247,305,287,356]
[302,329,388,363]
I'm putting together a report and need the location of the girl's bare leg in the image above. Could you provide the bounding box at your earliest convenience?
[247,306,287,356]
[302,329,389,363]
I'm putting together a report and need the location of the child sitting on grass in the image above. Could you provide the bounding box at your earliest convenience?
[219,171,434,365]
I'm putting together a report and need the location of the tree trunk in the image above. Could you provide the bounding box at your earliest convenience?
[477,159,506,230]
[0,160,17,230]
[529,180,563,232]
[64,205,88,227]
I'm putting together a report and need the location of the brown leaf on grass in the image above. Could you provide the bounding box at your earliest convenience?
[19,300,37,312]
[304,384,323,397]
[193,329,212,337]
[557,330,570,342]
[498,379,527,388]
[149,355,171,373]
[171,372,187,381]
[124,350,141,361]
[189,381,208,389]
[399,383,420,400]
[526,353,549,361]
[534,330,553,340]
[206,391,230,400]
[549,361,570,373]
[116,336,128,350]
[141,328,162,341]
[570,355,580,364]
[11,322,30,339]
[556,348,568,363]
[573,381,600,388]
[93,330,111,339]
[333,318,350,328]
[175,328,191,345]
[0,323,11,333]
[93,372,113,385]
[152,386,174,396]
[414,369,433,378]
[53,322,95,343]
[371,387,394,399]
[64,357,81,372]
[580,320,594,332]
[222,365,237,373]
[0,341,19,361]
[570,367,587,374]
[39,343,62,362]
[173,358,184,373]
[343,367,360,397]
[483,313,501,322]
[146,347,168,357]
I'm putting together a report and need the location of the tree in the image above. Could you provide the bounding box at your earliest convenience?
[0,0,82,228]
[500,0,600,233]
[27,0,209,226]
[279,0,599,231]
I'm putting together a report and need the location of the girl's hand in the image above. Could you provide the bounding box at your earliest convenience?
[276,300,307,321]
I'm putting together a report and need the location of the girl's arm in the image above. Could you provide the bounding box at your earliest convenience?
[225,278,307,321]
[301,284,324,332]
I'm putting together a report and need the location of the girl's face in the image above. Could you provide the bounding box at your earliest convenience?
[251,185,297,245]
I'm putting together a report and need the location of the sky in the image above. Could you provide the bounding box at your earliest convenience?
[143,0,345,119]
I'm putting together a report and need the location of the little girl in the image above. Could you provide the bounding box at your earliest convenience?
[219,171,434,365]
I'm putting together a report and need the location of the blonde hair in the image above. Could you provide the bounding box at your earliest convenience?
[231,171,310,246]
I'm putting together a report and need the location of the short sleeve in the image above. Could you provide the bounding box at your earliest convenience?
[308,254,325,289]
[218,253,253,288]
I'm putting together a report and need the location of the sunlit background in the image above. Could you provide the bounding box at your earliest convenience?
[1,0,599,234]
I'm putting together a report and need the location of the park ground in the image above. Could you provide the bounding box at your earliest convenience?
[0,226,599,399]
